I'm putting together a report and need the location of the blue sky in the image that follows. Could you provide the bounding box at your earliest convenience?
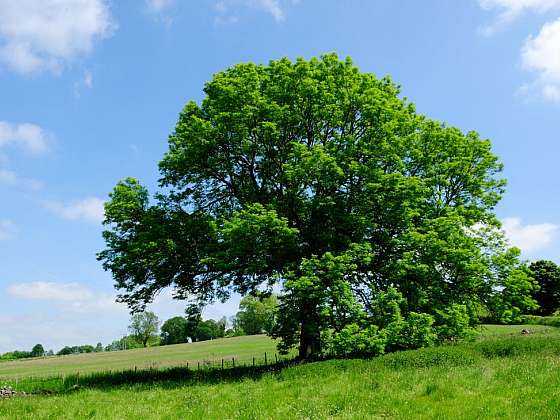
[1,0,560,352]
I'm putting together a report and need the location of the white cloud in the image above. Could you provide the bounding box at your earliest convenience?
[214,0,287,24]
[74,70,94,97]
[479,0,560,33]
[7,281,126,313]
[0,283,244,352]
[251,0,284,21]
[45,197,105,224]
[7,281,94,302]
[501,216,559,253]
[0,121,49,155]
[0,169,17,185]
[0,169,43,190]
[83,70,93,89]
[146,0,175,13]
[0,219,16,240]
[519,17,560,101]
[0,0,115,74]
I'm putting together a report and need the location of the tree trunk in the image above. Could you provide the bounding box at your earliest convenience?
[298,309,321,360]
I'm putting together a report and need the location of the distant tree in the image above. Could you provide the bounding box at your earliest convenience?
[129,311,159,347]
[57,346,73,356]
[31,344,45,357]
[104,335,145,352]
[185,306,202,342]
[194,319,226,342]
[234,295,278,335]
[95,342,104,352]
[46,350,54,356]
[0,350,31,360]
[530,260,560,315]
[80,345,95,353]
[161,316,189,345]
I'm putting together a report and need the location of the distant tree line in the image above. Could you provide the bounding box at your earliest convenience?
[3,261,558,361]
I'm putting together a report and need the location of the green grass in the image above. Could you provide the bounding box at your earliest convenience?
[0,335,279,380]
[2,326,560,419]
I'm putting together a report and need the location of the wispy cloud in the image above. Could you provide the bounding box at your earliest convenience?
[214,0,289,24]
[74,70,94,97]
[478,0,560,34]
[44,197,105,224]
[7,281,125,314]
[0,169,43,190]
[0,0,116,74]
[0,219,17,240]
[502,216,559,253]
[146,0,175,13]
[0,121,49,156]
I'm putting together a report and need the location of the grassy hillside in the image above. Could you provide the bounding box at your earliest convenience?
[0,335,279,380]
[1,325,559,418]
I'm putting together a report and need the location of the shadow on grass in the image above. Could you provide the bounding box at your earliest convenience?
[9,329,560,396]
[9,358,302,395]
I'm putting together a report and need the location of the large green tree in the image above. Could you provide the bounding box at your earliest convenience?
[99,54,532,359]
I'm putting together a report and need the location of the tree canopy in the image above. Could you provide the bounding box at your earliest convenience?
[160,316,190,345]
[99,53,535,359]
[233,294,278,335]
[31,344,45,358]
[529,260,560,315]
[128,311,159,347]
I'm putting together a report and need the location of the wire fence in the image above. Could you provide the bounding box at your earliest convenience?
[3,352,299,395]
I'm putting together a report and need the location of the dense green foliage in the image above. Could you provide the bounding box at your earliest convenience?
[521,314,560,327]
[30,344,45,358]
[0,350,32,361]
[529,260,560,315]
[128,311,159,347]
[233,294,278,335]
[98,54,535,358]
[160,316,190,345]
[2,326,559,418]
[57,345,96,356]
[194,318,227,341]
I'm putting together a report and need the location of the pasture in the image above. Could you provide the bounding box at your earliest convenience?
[0,335,278,380]
[1,325,559,418]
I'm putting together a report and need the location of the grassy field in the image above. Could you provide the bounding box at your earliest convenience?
[1,325,559,419]
[0,335,279,380]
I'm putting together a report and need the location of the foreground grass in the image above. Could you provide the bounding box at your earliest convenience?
[0,335,278,380]
[1,325,560,419]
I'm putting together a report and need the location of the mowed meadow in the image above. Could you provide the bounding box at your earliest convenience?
[1,325,560,419]
[0,335,278,380]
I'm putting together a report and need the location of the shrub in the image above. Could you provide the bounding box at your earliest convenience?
[435,304,478,342]
[330,324,386,357]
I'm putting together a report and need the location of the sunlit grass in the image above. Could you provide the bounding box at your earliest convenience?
[1,326,559,418]
[0,335,279,379]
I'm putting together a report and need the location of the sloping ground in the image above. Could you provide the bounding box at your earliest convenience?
[0,335,278,379]
[1,325,559,419]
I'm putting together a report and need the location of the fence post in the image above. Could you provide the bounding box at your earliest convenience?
[222,359,224,370]
[186,362,189,370]
[232,357,235,368]
[253,356,255,367]
[265,352,267,366]
[197,361,200,371]
[275,353,278,364]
